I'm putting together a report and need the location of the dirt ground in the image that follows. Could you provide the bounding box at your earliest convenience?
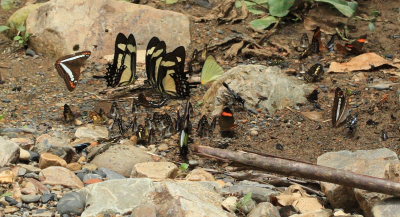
[1,0,400,165]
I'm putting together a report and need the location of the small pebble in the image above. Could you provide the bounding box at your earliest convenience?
[5,196,19,206]
[21,194,40,203]
[25,48,36,57]
[250,130,258,136]
[40,193,56,204]
[18,168,27,176]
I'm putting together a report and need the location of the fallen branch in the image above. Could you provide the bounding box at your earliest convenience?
[194,145,400,196]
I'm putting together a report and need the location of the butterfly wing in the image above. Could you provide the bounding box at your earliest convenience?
[332,87,349,127]
[118,34,137,86]
[106,33,128,87]
[304,63,324,83]
[146,37,160,84]
[146,38,166,87]
[201,55,224,85]
[55,51,91,91]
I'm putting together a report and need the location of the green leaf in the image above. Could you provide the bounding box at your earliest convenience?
[165,0,179,4]
[237,192,253,208]
[250,16,278,30]
[0,25,10,32]
[315,0,358,17]
[248,6,266,15]
[267,0,295,17]
[180,163,189,172]
[16,25,26,32]
[13,35,22,41]
[0,114,4,121]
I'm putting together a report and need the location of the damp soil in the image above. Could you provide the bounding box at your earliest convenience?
[0,0,400,165]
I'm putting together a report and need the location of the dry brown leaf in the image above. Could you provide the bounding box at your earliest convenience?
[328,52,400,73]
[300,111,323,122]
[225,41,245,59]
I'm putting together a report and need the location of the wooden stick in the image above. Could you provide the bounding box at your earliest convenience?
[193,145,400,196]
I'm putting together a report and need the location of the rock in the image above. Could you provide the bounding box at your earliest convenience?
[35,133,71,153]
[21,181,38,195]
[66,162,82,171]
[82,163,97,171]
[0,137,20,167]
[26,0,190,59]
[39,166,84,189]
[40,193,55,203]
[248,202,280,217]
[317,148,399,215]
[385,162,400,182]
[21,194,40,203]
[91,145,154,177]
[157,143,169,151]
[221,196,237,213]
[6,3,44,36]
[57,192,86,215]
[293,197,324,214]
[82,174,103,183]
[10,138,34,149]
[222,180,279,202]
[250,130,259,136]
[132,162,178,180]
[290,209,332,217]
[78,178,230,217]
[333,209,363,217]
[18,164,41,173]
[4,196,18,205]
[202,65,312,115]
[0,169,16,184]
[19,148,31,161]
[372,197,400,217]
[97,168,125,180]
[4,206,19,214]
[74,124,108,140]
[185,168,215,181]
[39,153,67,169]
[237,197,256,214]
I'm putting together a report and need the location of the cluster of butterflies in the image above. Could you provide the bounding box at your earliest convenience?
[299,27,368,84]
[55,33,225,97]
[64,99,236,160]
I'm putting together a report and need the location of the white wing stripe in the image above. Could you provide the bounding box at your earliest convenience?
[60,63,75,81]
[60,55,88,63]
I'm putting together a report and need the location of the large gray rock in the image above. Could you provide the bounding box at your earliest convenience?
[34,133,76,162]
[78,178,232,217]
[0,137,20,167]
[26,0,190,58]
[317,148,399,216]
[202,65,312,115]
[91,145,154,177]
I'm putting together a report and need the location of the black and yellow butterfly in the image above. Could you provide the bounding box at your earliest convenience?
[145,37,196,98]
[105,33,137,87]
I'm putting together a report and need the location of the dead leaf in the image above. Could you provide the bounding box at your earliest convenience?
[225,41,245,59]
[328,53,400,73]
[232,0,248,23]
[300,111,323,122]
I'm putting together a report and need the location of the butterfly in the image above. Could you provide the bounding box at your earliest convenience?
[201,55,224,85]
[146,37,166,87]
[299,27,321,59]
[197,115,216,137]
[303,64,324,83]
[219,107,235,137]
[63,104,75,123]
[179,101,193,160]
[55,51,91,91]
[332,87,349,127]
[145,37,197,98]
[336,35,367,55]
[105,33,137,87]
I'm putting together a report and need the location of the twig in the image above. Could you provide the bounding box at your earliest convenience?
[194,145,400,196]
